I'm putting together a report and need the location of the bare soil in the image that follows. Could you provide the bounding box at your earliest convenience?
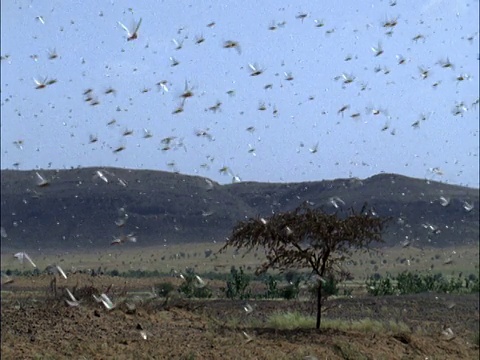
[1,274,479,359]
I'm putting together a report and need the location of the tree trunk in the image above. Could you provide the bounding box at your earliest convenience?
[316,280,322,329]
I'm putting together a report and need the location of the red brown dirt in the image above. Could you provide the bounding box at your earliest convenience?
[1,275,479,359]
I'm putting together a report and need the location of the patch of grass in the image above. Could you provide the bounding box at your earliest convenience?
[266,311,316,329]
[264,311,411,334]
[387,319,412,333]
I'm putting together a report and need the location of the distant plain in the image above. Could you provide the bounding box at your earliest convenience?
[2,242,478,280]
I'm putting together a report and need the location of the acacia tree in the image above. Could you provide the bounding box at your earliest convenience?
[220,202,389,330]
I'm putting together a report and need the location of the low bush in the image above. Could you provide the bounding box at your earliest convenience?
[155,282,176,297]
[281,278,301,300]
[366,271,479,296]
[263,275,279,299]
[365,273,396,296]
[223,266,251,300]
[178,269,212,299]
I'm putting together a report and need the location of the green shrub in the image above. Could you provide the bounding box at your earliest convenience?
[264,275,279,299]
[308,274,340,298]
[109,269,120,277]
[396,271,425,294]
[178,269,212,299]
[466,274,479,293]
[446,274,464,293]
[281,278,301,300]
[155,282,175,297]
[396,271,466,294]
[322,274,339,296]
[224,266,251,300]
[366,271,478,296]
[366,274,396,296]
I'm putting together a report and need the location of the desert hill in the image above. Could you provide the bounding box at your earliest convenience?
[0,168,478,251]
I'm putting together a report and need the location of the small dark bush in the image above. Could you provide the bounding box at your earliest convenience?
[264,275,279,299]
[110,269,120,277]
[281,278,301,300]
[308,274,339,298]
[284,270,299,283]
[322,274,339,296]
[155,282,175,297]
[224,266,251,300]
[178,269,212,299]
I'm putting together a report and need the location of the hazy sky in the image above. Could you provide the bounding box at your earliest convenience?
[1,0,479,187]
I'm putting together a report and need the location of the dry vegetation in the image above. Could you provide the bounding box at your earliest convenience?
[1,243,479,359]
[2,243,478,279]
[1,272,479,359]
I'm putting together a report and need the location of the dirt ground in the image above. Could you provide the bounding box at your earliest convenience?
[1,274,479,360]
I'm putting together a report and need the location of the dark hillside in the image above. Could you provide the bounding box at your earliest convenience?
[1,168,478,251]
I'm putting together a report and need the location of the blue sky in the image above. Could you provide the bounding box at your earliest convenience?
[1,0,479,187]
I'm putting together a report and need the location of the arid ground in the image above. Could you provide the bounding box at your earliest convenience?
[1,274,479,360]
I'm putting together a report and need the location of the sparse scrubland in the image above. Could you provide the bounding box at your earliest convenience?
[2,246,479,359]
